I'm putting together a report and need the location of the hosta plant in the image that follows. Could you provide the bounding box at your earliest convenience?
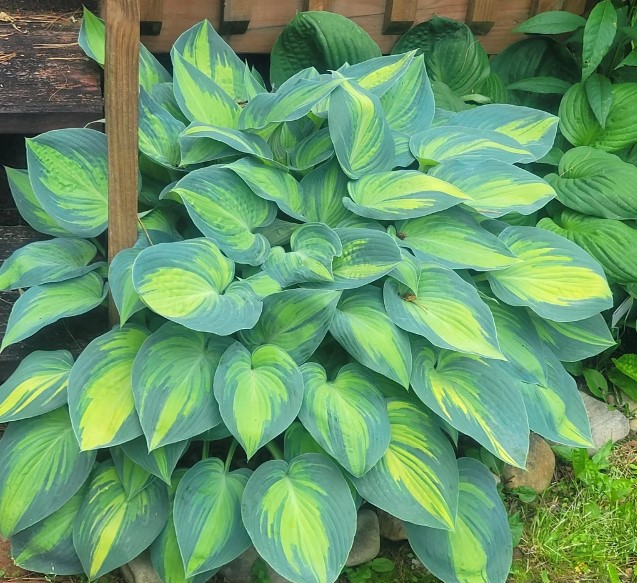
[0,9,616,583]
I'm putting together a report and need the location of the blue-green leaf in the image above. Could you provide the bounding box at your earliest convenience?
[109,248,145,326]
[120,436,189,485]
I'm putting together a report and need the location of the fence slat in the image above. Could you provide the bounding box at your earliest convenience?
[139,0,163,35]
[530,0,565,14]
[220,0,251,34]
[304,0,335,11]
[383,0,417,34]
[466,0,496,35]
[104,0,140,324]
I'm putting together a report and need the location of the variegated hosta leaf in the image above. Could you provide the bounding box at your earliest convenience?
[162,166,275,265]
[380,55,435,135]
[239,288,341,364]
[151,470,217,583]
[1,272,107,352]
[328,80,395,178]
[242,453,357,583]
[68,325,150,451]
[133,322,231,449]
[120,436,189,485]
[179,122,273,166]
[290,127,334,170]
[174,458,251,576]
[4,167,72,236]
[393,208,520,271]
[0,350,73,422]
[214,342,304,458]
[410,126,534,167]
[132,239,262,335]
[110,447,155,500]
[139,43,172,91]
[530,312,615,362]
[109,248,145,326]
[487,226,613,322]
[0,408,95,538]
[298,363,390,477]
[240,78,344,130]
[383,265,503,360]
[73,461,168,580]
[171,50,241,128]
[410,342,529,467]
[264,223,342,287]
[225,157,306,221]
[344,170,469,220]
[407,458,512,583]
[388,248,421,295]
[300,158,353,227]
[330,286,412,387]
[241,271,283,300]
[351,399,459,529]
[428,158,556,218]
[26,128,108,237]
[0,238,99,291]
[449,104,558,161]
[519,356,593,448]
[10,483,86,576]
[340,51,415,97]
[320,227,401,289]
[393,132,416,167]
[138,87,185,169]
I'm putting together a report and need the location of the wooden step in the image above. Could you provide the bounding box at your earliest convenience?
[0,0,103,134]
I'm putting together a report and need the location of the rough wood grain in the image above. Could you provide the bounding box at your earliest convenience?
[220,0,251,34]
[305,0,336,10]
[530,0,565,14]
[563,0,587,14]
[466,0,496,35]
[140,0,163,34]
[0,1,103,134]
[104,0,140,324]
[383,0,417,34]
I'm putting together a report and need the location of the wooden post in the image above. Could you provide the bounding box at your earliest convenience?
[104,0,140,325]
[220,0,251,34]
[383,0,417,35]
[465,0,496,35]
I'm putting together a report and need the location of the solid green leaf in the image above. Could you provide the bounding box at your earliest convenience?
[0,408,95,538]
[585,74,613,128]
[109,248,145,326]
[350,398,459,529]
[514,10,586,34]
[73,461,168,579]
[407,458,512,583]
[132,238,262,335]
[1,272,106,352]
[298,362,390,477]
[214,342,303,458]
[162,166,275,265]
[410,342,529,467]
[582,0,617,81]
[507,76,572,95]
[392,17,489,95]
[78,6,104,64]
[487,226,613,322]
[545,147,637,219]
[429,158,555,218]
[239,288,341,364]
[270,11,381,88]
[328,80,395,179]
[242,453,357,583]
[26,129,108,237]
[330,286,412,386]
[68,325,150,450]
[384,263,503,360]
[344,169,468,220]
[0,350,73,423]
[174,458,251,576]
[132,322,230,449]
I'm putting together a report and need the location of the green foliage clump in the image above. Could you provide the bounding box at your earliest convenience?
[0,7,618,583]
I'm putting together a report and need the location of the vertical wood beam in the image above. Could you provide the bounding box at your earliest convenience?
[139,0,163,35]
[220,0,251,34]
[466,0,496,35]
[383,0,417,34]
[304,0,335,11]
[104,0,140,325]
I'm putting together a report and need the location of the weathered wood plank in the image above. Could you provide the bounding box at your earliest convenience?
[140,0,164,35]
[305,0,336,10]
[0,1,103,134]
[530,0,565,14]
[466,0,496,35]
[383,0,417,34]
[220,0,251,34]
[562,0,587,14]
[104,0,140,325]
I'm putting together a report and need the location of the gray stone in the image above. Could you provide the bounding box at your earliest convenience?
[377,509,407,541]
[580,391,630,453]
[120,551,162,583]
[219,546,259,583]
[345,509,380,567]
[502,433,555,494]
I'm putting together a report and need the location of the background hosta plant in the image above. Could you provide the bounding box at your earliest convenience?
[0,8,615,583]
